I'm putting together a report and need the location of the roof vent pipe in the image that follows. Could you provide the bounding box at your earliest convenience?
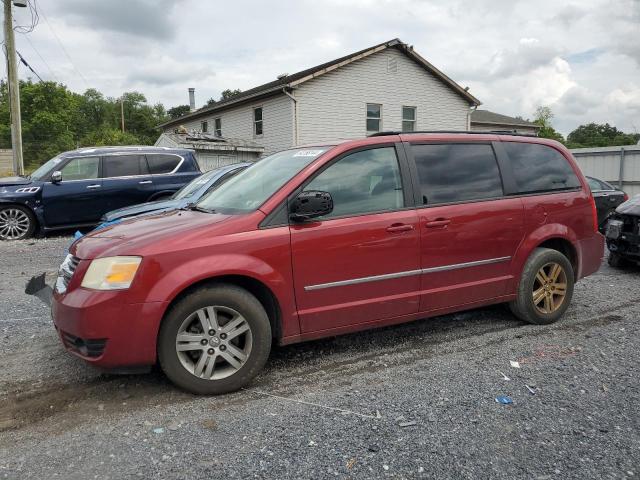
[188,88,196,111]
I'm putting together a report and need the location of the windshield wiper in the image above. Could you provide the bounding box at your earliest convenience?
[182,202,216,214]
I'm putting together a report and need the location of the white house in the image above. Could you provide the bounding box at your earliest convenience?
[159,39,481,156]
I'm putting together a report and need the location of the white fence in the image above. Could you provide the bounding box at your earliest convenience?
[571,145,640,197]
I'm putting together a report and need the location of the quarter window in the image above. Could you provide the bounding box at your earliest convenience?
[214,118,222,137]
[60,157,99,181]
[201,121,208,133]
[254,107,263,136]
[502,142,581,194]
[102,155,148,178]
[366,104,382,133]
[412,143,503,205]
[147,154,181,174]
[402,106,416,132]
[304,147,404,219]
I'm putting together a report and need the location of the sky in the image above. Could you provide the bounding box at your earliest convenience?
[3,0,640,136]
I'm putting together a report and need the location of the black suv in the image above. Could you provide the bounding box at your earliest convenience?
[0,147,201,240]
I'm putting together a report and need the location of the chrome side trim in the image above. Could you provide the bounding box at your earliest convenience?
[304,269,423,291]
[303,256,511,291]
[420,256,511,274]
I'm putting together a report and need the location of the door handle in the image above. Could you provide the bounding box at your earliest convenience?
[386,223,414,233]
[138,180,152,185]
[425,218,451,228]
[86,184,101,189]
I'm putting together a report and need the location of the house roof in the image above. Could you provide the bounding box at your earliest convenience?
[160,38,481,129]
[471,110,541,129]
[158,132,264,153]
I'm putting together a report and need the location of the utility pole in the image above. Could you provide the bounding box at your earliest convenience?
[120,96,125,132]
[3,0,26,176]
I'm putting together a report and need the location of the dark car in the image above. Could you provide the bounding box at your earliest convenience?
[586,176,628,231]
[0,146,201,240]
[99,163,251,225]
[605,194,640,267]
[52,133,603,395]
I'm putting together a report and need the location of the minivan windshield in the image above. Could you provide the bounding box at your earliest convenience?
[29,155,65,180]
[196,147,331,214]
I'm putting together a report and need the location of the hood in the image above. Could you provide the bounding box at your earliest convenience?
[616,194,640,216]
[103,198,182,222]
[72,208,238,260]
[0,176,33,187]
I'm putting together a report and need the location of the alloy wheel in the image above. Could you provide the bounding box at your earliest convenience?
[175,305,253,380]
[532,262,567,314]
[0,208,31,240]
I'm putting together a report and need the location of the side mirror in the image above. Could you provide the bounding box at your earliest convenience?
[289,190,333,222]
[51,171,62,184]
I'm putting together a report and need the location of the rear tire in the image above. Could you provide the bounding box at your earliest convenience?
[509,248,574,325]
[158,284,271,395]
[0,205,36,240]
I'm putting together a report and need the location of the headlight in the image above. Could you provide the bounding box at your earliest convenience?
[81,256,142,290]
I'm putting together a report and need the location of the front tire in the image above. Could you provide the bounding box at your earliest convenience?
[158,284,271,394]
[509,248,574,325]
[0,205,36,240]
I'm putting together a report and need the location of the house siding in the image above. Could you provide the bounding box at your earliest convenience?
[166,94,294,155]
[294,48,470,144]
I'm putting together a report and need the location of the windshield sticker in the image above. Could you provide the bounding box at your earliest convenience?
[293,150,324,157]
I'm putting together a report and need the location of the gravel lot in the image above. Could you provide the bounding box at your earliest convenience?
[0,235,639,479]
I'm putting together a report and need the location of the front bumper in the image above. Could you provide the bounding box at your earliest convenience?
[52,288,167,369]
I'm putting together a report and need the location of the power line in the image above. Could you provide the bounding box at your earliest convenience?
[37,1,88,88]
[16,49,42,81]
[19,30,57,81]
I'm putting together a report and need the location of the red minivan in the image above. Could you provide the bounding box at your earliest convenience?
[52,133,604,394]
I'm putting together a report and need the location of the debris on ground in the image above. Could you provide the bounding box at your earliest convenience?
[495,395,514,405]
[510,361,521,369]
[525,385,537,395]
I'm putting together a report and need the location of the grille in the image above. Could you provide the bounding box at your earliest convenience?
[56,255,80,293]
[60,331,106,358]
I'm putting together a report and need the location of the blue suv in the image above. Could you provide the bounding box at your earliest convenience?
[0,146,201,240]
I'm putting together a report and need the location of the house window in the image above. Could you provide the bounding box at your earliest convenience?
[214,118,222,137]
[201,121,208,133]
[253,107,263,136]
[402,106,416,132]
[366,104,382,133]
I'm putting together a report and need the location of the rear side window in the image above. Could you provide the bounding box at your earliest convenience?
[502,143,580,194]
[103,155,148,178]
[147,154,181,174]
[411,143,503,205]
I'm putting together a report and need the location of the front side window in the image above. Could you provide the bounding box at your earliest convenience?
[253,107,263,136]
[197,147,331,213]
[402,106,416,132]
[503,142,581,194]
[103,155,148,178]
[60,157,99,181]
[147,154,181,174]
[366,104,382,133]
[304,147,404,219]
[214,118,222,137]
[412,143,503,205]
[201,121,208,133]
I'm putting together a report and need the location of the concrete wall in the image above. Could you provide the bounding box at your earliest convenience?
[294,48,470,144]
[571,145,640,197]
[0,149,12,174]
[169,94,294,155]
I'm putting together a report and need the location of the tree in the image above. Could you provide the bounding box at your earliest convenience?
[566,123,640,148]
[220,89,242,101]
[532,106,565,143]
[168,104,191,119]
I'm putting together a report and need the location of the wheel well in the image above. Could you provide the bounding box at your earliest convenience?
[166,275,282,339]
[538,238,578,279]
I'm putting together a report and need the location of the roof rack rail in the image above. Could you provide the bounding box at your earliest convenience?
[368,130,538,137]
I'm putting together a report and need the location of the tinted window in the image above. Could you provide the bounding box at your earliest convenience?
[103,155,147,178]
[412,144,503,205]
[147,154,181,174]
[60,157,99,181]
[587,177,603,191]
[304,147,404,219]
[503,143,580,193]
